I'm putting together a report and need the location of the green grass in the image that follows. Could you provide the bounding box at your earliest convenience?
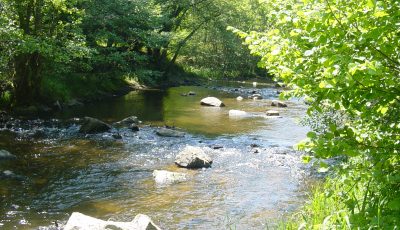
[279,159,400,229]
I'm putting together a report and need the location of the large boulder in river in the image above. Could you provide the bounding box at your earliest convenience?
[79,117,111,134]
[153,170,187,184]
[200,97,225,107]
[64,212,161,230]
[175,146,212,169]
[0,149,16,160]
[156,128,185,137]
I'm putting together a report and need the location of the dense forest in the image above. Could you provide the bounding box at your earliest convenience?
[0,0,266,107]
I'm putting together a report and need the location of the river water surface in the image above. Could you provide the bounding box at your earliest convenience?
[0,82,310,229]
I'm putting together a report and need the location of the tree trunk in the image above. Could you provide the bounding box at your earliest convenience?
[13,52,42,105]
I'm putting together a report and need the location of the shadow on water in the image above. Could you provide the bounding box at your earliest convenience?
[0,82,311,229]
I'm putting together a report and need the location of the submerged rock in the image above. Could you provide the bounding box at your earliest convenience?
[153,170,187,184]
[175,146,212,169]
[266,110,280,116]
[64,212,161,230]
[228,110,247,117]
[156,128,185,137]
[200,97,225,107]
[79,117,111,134]
[249,94,263,100]
[188,91,196,96]
[0,149,16,160]
[271,100,288,107]
[0,170,25,180]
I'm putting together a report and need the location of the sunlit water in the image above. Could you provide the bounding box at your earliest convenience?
[0,82,310,229]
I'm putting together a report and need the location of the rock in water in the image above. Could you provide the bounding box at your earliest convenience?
[64,212,161,230]
[228,110,247,117]
[266,110,280,116]
[175,146,212,169]
[114,116,140,128]
[236,96,243,101]
[79,117,111,134]
[188,91,196,96]
[0,149,16,160]
[271,100,288,107]
[153,170,187,184]
[156,128,185,137]
[200,97,225,107]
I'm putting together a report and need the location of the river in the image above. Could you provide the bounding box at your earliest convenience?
[0,81,310,229]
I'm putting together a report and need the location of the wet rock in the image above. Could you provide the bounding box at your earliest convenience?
[236,96,243,101]
[130,124,139,132]
[79,117,111,134]
[188,91,196,96]
[0,170,25,180]
[271,100,287,107]
[64,212,161,230]
[200,97,225,107]
[181,93,188,96]
[266,110,280,116]
[66,99,84,107]
[210,145,223,150]
[228,110,247,117]
[250,144,259,148]
[249,94,263,100]
[175,146,212,169]
[153,170,187,184]
[156,128,185,137]
[253,82,257,87]
[114,116,140,128]
[0,150,16,160]
[112,133,122,139]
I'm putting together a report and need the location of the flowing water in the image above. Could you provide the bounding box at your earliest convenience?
[0,82,310,229]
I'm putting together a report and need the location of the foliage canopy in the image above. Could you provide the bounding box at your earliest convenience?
[233,0,399,228]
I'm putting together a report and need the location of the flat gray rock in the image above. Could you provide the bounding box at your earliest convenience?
[64,212,161,230]
[266,110,280,116]
[153,170,187,184]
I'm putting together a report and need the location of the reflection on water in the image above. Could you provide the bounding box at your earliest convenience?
[0,83,310,229]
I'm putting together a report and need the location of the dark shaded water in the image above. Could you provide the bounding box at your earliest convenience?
[0,82,310,229]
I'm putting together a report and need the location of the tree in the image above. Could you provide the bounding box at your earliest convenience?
[0,0,89,105]
[234,0,399,227]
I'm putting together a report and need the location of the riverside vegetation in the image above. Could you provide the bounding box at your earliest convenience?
[0,0,266,108]
[232,0,400,228]
[0,0,399,229]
